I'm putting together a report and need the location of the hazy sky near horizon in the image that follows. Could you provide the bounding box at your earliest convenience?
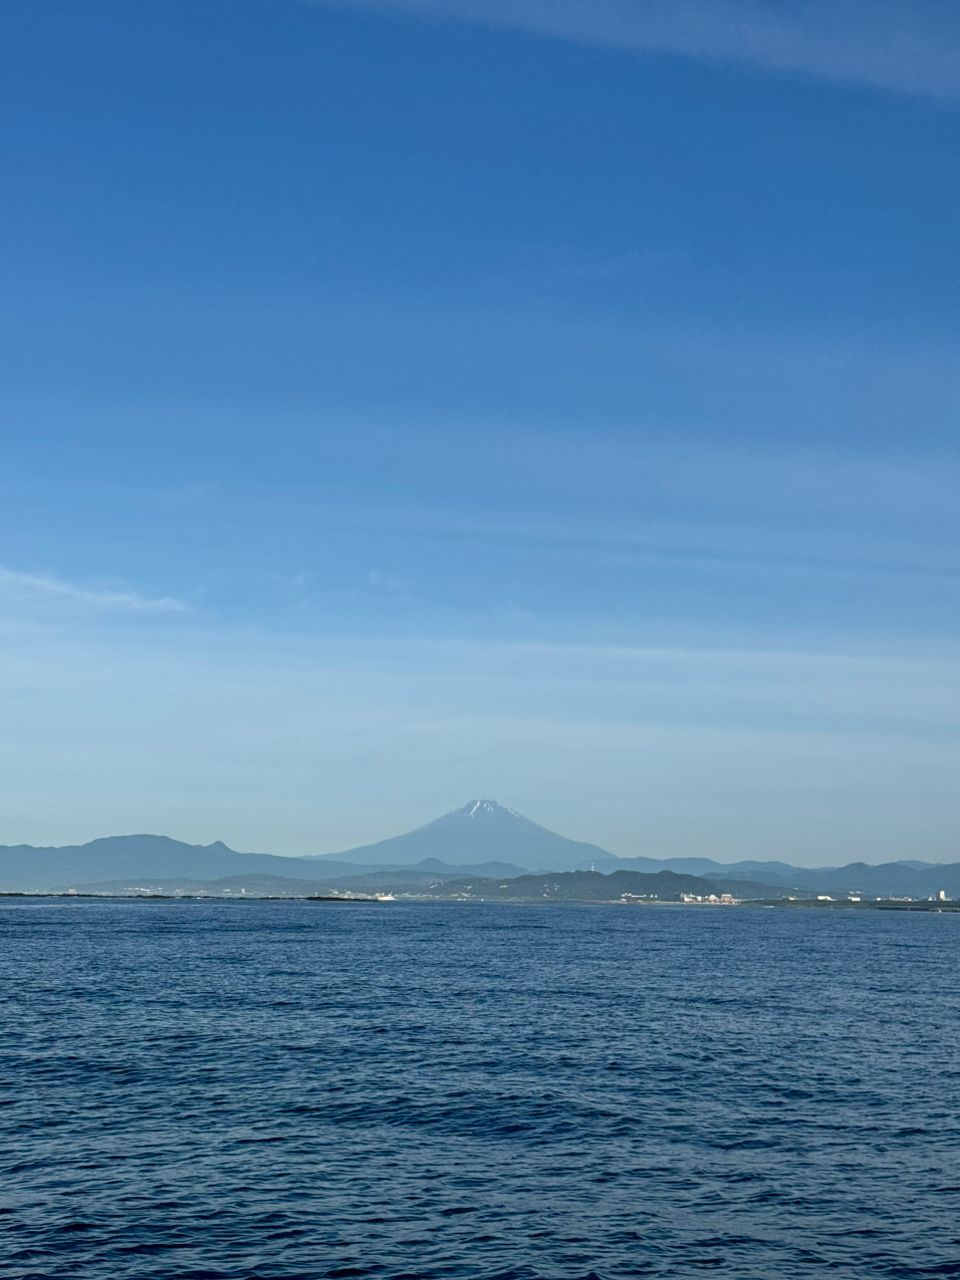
[2,0,959,864]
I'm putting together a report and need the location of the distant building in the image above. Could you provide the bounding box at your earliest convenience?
[679,892,739,905]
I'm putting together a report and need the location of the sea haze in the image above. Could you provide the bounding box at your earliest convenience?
[3,898,959,1279]
[3,802,960,898]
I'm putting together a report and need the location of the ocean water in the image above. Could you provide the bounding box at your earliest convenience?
[2,900,959,1280]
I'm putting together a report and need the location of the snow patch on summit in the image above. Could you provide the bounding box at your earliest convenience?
[466,799,497,818]
[461,799,526,821]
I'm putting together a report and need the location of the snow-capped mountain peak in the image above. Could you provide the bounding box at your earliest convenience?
[319,800,616,870]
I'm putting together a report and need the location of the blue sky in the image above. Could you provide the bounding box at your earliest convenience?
[2,0,958,862]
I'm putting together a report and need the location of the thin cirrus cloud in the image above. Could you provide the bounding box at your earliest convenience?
[0,565,188,616]
[306,0,960,98]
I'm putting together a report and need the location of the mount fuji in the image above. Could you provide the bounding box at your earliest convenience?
[315,799,618,873]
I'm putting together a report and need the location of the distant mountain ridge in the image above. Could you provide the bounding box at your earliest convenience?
[2,800,959,897]
[422,868,791,903]
[64,863,526,898]
[608,855,960,898]
[0,835,368,893]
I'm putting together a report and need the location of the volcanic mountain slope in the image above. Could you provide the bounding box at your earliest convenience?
[317,799,618,872]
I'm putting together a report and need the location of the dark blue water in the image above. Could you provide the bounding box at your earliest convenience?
[3,900,960,1280]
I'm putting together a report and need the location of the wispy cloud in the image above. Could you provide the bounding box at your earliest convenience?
[0,566,188,615]
[306,0,960,98]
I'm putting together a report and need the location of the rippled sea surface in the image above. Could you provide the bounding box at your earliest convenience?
[3,900,960,1279]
